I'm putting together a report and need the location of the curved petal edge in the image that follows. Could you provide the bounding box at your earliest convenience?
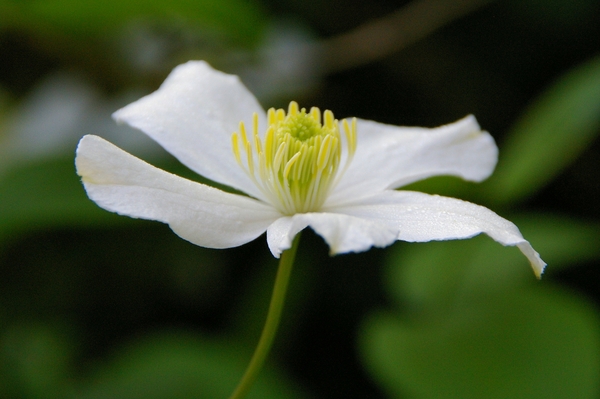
[76,135,280,249]
[112,61,268,201]
[330,190,546,278]
[329,115,498,205]
[266,212,398,258]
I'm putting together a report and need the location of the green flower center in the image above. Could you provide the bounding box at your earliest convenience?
[232,101,356,215]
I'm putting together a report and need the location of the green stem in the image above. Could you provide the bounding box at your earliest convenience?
[228,235,301,399]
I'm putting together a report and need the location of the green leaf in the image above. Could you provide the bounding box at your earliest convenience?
[76,331,305,399]
[0,0,266,45]
[483,55,600,205]
[385,214,600,308]
[0,158,122,239]
[360,287,600,399]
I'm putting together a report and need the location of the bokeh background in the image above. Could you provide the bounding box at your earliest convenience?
[1,0,600,398]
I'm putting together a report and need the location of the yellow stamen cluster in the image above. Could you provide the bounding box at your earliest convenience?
[232,101,357,215]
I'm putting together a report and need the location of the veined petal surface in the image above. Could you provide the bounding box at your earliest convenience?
[330,190,545,277]
[327,116,498,205]
[113,61,268,200]
[266,212,398,258]
[76,135,280,249]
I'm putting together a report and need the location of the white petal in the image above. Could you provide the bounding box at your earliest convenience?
[328,116,498,205]
[112,61,267,200]
[76,135,280,249]
[331,190,546,277]
[266,213,398,258]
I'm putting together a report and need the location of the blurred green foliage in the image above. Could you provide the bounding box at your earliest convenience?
[0,0,266,45]
[1,0,600,398]
[0,158,113,237]
[483,55,600,206]
[361,287,600,399]
[76,332,304,399]
[359,53,600,398]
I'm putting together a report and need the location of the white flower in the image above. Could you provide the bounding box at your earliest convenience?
[75,61,545,277]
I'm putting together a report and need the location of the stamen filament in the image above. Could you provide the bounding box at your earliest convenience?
[284,152,301,180]
[232,133,242,165]
[231,102,357,215]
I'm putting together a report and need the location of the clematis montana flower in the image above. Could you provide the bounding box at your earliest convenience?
[75,61,545,277]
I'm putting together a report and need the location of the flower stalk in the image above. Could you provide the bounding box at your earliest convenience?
[228,235,301,399]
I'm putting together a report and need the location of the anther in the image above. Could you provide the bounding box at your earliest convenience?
[288,101,299,115]
[310,107,320,124]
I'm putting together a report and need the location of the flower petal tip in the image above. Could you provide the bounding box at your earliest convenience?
[534,261,547,280]
[517,242,546,279]
[75,134,101,182]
